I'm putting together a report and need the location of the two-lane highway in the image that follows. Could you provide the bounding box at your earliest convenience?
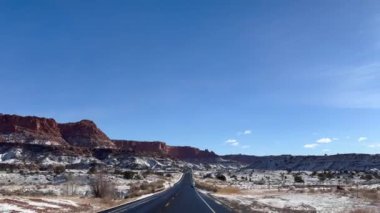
[101,172,231,213]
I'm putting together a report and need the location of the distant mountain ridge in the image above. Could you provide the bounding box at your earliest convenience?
[0,113,379,171]
[223,154,380,171]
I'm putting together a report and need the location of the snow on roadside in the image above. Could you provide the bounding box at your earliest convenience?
[0,197,89,212]
[0,203,35,213]
[211,192,378,213]
[40,198,79,207]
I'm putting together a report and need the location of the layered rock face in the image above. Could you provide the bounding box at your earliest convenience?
[0,114,114,148]
[167,146,217,160]
[113,140,217,160]
[113,140,168,155]
[58,120,115,148]
[0,114,67,146]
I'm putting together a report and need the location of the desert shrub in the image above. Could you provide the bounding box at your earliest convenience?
[195,181,218,192]
[139,181,150,190]
[373,172,380,179]
[90,173,116,200]
[53,165,66,175]
[134,174,143,180]
[203,173,213,179]
[293,174,304,183]
[128,185,142,198]
[156,172,164,176]
[123,171,137,179]
[318,173,326,182]
[151,180,165,190]
[88,166,97,174]
[254,178,265,185]
[216,174,226,181]
[360,174,373,181]
[128,180,165,198]
[114,169,123,175]
[142,170,152,178]
[230,175,237,180]
[325,171,334,179]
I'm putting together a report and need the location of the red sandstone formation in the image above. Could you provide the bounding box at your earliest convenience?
[113,140,217,160]
[0,113,216,160]
[58,120,115,148]
[167,146,217,159]
[0,114,67,146]
[0,114,115,148]
[113,140,168,155]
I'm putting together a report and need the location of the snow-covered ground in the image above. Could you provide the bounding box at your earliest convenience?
[210,192,379,213]
[0,168,183,196]
[0,197,90,213]
[194,169,380,212]
[0,168,183,212]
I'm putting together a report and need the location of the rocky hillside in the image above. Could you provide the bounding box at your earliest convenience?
[0,114,68,146]
[59,120,115,148]
[0,114,114,148]
[224,154,380,171]
[0,114,215,161]
[113,140,218,160]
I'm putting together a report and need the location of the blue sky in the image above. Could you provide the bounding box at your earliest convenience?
[1,0,380,155]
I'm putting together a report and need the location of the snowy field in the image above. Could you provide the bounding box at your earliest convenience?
[0,197,90,213]
[0,168,183,212]
[194,169,380,213]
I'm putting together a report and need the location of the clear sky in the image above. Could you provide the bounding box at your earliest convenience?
[1,0,380,155]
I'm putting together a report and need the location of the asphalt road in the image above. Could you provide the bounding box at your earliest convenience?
[101,172,232,213]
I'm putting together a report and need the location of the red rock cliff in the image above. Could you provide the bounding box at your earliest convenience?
[113,140,217,160]
[0,114,67,146]
[167,146,217,159]
[113,140,168,155]
[58,120,115,148]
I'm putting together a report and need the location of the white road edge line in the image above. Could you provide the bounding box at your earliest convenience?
[195,189,216,213]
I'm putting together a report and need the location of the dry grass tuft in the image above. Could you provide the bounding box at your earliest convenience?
[128,180,165,198]
[217,186,241,194]
[195,181,241,194]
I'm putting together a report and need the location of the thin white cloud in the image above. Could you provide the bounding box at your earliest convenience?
[358,137,368,142]
[316,138,335,144]
[304,143,318,148]
[368,143,380,148]
[243,130,252,135]
[241,145,250,149]
[225,139,239,146]
[237,129,252,136]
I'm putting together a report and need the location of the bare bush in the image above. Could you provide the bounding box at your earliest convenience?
[127,180,165,198]
[53,165,66,175]
[90,172,116,200]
